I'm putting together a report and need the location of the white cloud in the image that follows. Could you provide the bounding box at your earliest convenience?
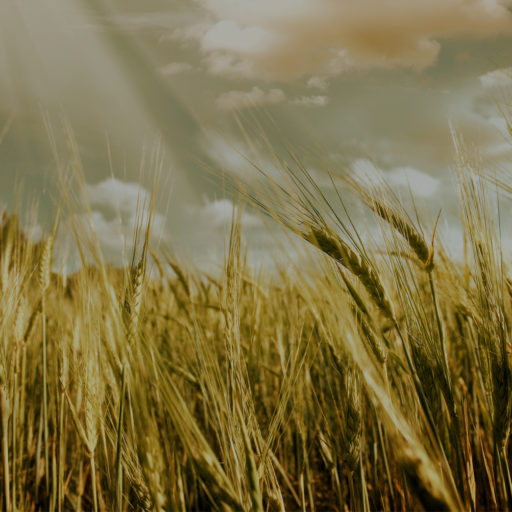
[202,134,283,181]
[202,20,281,55]
[480,68,512,89]
[193,198,263,228]
[352,159,440,198]
[439,222,465,261]
[205,52,255,77]
[159,62,193,75]
[485,140,512,160]
[84,178,168,254]
[186,0,512,80]
[352,158,380,176]
[87,178,150,215]
[293,95,329,107]
[217,88,328,110]
[87,211,126,251]
[204,136,253,173]
[387,166,440,198]
[307,76,329,90]
[216,86,285,110]
[307,168,343,188]
[63,208,168,257]
[26,223,43,243]
[452,78,512,164]
[170,22,212,43]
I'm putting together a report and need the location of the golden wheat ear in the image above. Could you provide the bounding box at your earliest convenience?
[306,226,394,320]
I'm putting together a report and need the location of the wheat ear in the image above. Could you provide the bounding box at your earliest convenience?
[305,226,394,319]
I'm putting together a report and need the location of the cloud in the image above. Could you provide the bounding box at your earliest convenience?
[292,95,329,107]
[307,76,329,90]
[216,86,285,110]
[450,75,512,165]
[186,0,512,80]
[193,198,263,228]
[480,68,512,89]
[26,223,43,243]
[87,178,150,215]
[159,62,194,76]
[387,166,440,198]
[202,133,284,181]
[62,208,168,259]
[84,178,168,253]
[352,158,380,176]
[205,52,255,77]
[203,135,253,173]
[202,19,281,55]
[216,87,328,110]
[352,159,440,198]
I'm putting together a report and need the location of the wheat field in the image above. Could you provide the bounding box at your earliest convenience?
[1,133,512,511]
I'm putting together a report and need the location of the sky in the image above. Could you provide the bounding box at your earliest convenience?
[0,0,511,271]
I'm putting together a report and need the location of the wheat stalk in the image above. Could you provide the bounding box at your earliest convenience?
[305,226,394,319]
